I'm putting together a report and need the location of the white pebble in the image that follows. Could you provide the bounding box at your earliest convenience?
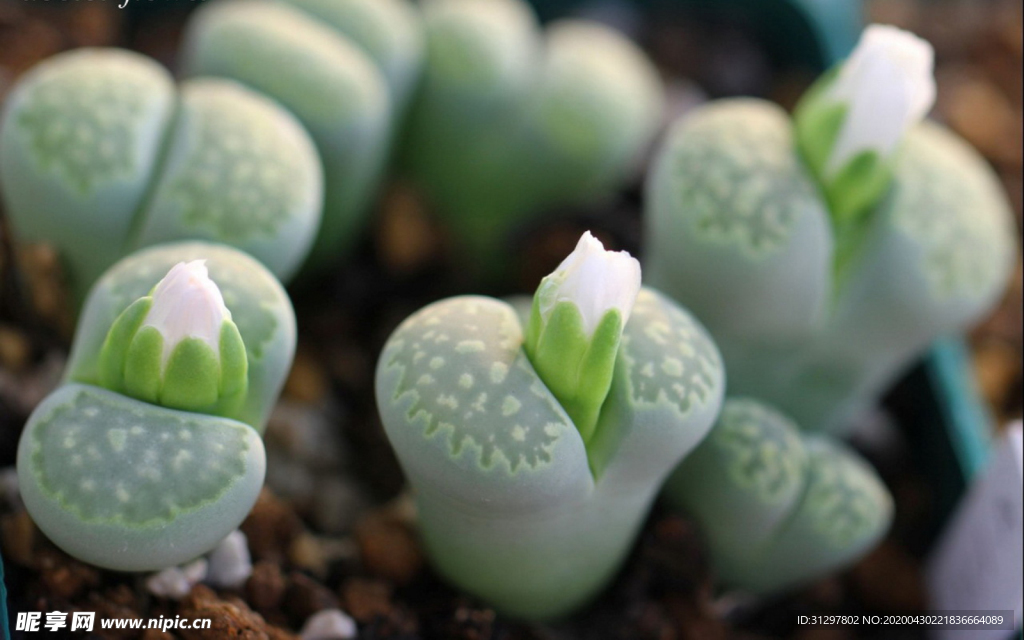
[145,559,208,599]
[206,530,252,589]
[300,609,357,640]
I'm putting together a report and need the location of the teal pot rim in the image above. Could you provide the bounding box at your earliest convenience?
[885,336,999,547]
[526,0,862,69]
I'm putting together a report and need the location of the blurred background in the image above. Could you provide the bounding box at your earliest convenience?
[0,0,1019,429]
[0,1,1020,638]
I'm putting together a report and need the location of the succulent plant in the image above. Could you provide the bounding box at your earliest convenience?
[182,0,415,270]
[400,0,664,274]
[0,48,323,299]
[644,26,1017,433]
[664,398,893,594]
[375,233,724,619]
[17,242,296,571]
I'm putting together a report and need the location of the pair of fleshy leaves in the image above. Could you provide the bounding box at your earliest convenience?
[0,49,322,298]
[17,243,295,571]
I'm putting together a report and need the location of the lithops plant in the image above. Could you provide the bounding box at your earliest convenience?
[17,241,296,571]
[644,25,1018,433]
[0,48,323,299]
[401,0,664,274]
[664,398,893,594]
[182,0,403,270]
[375,232,724,619]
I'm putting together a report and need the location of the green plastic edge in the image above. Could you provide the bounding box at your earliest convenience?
[785,0,861,65]
[525,0,861,68]
[1,549,8,640]
[925,337,995,485]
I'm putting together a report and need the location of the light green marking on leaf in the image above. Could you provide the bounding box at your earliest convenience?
[381,297,571,473]
[16,57,156,194]
[167,89,307,240]
[618,290,720,416]
[711,400,805,505]
[667,104,816,256]
[27,386,250,527]
[802,441,888,549]
[889,124,1014,300]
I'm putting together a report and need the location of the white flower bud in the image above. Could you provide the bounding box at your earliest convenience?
[536,231,641,336]
[826,24,935,174]
[143,260,233,371]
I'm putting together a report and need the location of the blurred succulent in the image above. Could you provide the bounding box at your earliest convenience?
[664,398,893,594]
[17,242,296,571]
[182,0,423,270]
[375,233,723,619]
[277,0,424,115]
[644,26,1017,433]
[401,0,664,275]
[0,48,323,299]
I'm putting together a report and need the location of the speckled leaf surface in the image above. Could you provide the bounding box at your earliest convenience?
[17,384,265,572]
[374,289,723,618]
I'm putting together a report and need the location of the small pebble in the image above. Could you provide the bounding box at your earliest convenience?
[206,530,253,589]
[178,585,297,640]
[299,609,357,640]
[146,559,208,600]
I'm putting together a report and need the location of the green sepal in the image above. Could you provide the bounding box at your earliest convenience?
[794,67,894,226]
[218,321,249,415]
[793,67,843,182]
[524,299,622,444]
[161,337,221,412]
[96,299,250,416]
[825,149,889,227]
[123,326,164,405]
[98,297,153,394]
[794,69,900,290]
